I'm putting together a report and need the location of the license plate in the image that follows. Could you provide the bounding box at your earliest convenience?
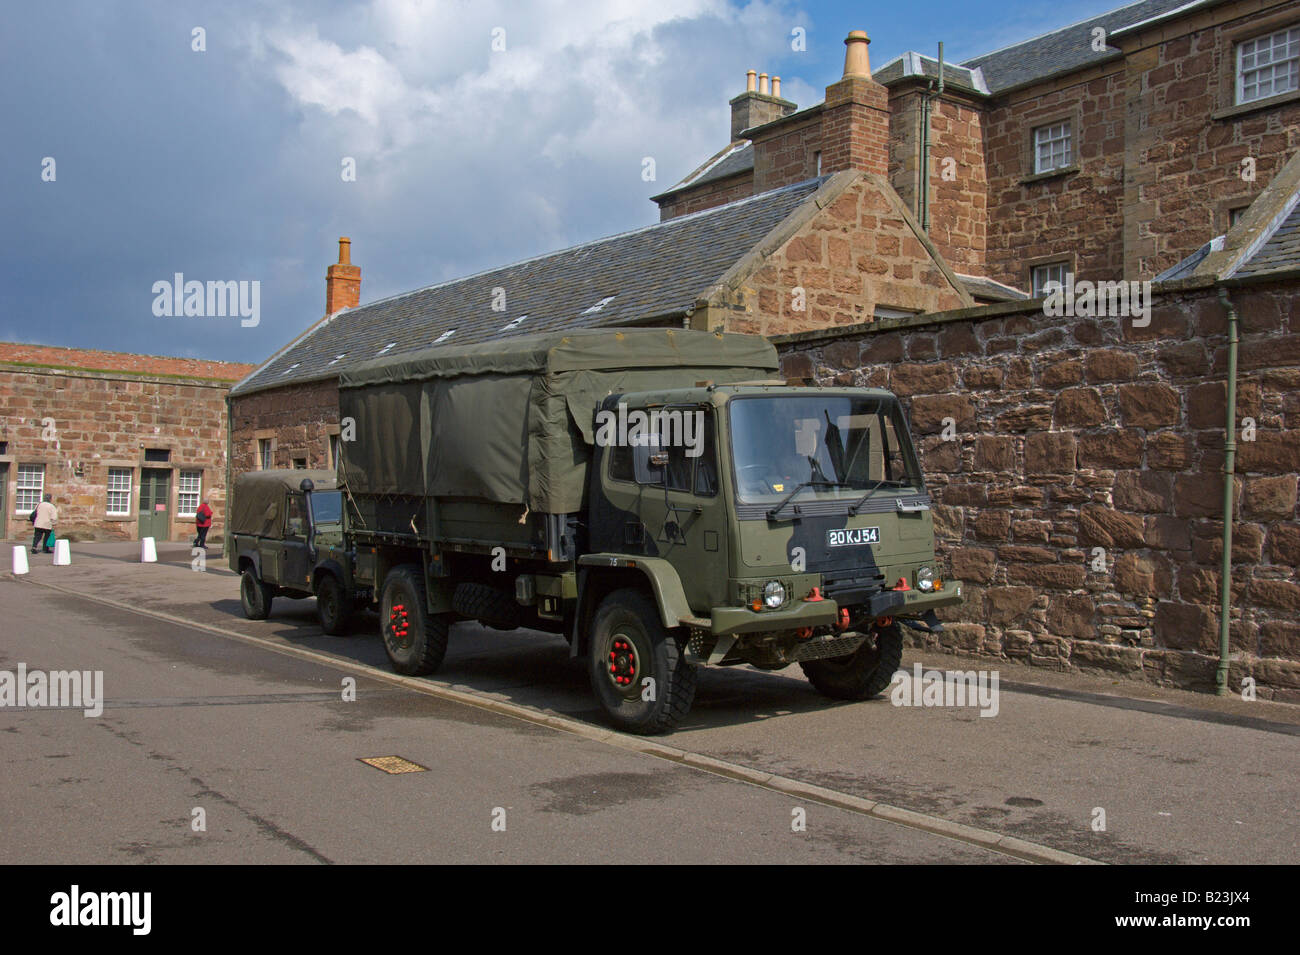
[827,527,879,547]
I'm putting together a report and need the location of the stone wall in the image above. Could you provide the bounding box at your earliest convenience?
[229,378,340,478]
[775,276,1300,700]
[0,365,240,541]
[702,174,970,337]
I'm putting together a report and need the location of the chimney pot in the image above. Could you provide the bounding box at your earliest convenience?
[759,72,769,95]
[746,69,756,92]
[338,236,351,265]
[772,76,781,98]
[843,30,871,78]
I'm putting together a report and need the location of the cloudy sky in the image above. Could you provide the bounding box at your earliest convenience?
[1,0,1125,365]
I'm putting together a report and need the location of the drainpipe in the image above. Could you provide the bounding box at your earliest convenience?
[223,392,233,563]
[1215,286,1239,696]
[918,43,944,232]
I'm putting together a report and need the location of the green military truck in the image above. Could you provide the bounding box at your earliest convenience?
[228,469,360,635]
[234,328,962,733]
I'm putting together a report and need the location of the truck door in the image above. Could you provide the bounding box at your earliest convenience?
[281,491,312,591]
[596,405,727,615]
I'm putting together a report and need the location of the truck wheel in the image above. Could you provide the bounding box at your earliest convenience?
[380,565,448,675]
[316,573,351,635]
[240,568,273,620]
[588,589,696,735]
[800,621,903,701]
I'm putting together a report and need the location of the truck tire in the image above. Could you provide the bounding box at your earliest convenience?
[380,564,448,675]
[588,589,696,735]
[240,568,273,620]
[316,573,351,635]
[452,582,521,630]
[800,621,903,701]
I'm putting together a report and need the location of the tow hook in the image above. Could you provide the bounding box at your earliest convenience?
[899,609,945,634]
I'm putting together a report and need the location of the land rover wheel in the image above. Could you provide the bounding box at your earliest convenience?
[800,620,903,701]
[240,568,273,620]
[380,565,449,675]
[588,589,696,735]
[317,573,351,635]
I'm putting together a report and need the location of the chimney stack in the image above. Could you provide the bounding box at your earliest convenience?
[325,236,361,315]
[729,69,797,142]
[819,30,890,177]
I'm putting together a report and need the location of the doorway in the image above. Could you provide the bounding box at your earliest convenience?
[138,468,172,540]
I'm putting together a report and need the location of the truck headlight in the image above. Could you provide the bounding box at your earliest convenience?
[916,567,934,592]
[763,580,787,609]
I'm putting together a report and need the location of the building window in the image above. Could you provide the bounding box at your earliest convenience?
[178,470,201,517]
[329,433,340,469]
[144,448,171,463]
[259,439,272,470]
[16,464,44,514]
[292,458,307,470]
[1238,26,1300,104]
[1032,263,1070,297]
[1229,206,1248,227]
[106,468,133,515]
[814,150,822,175]
[1033,122,1072,173]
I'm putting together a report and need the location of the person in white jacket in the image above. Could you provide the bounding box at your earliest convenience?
[32,493,57,554]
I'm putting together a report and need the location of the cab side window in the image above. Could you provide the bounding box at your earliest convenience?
[285,493,306,538]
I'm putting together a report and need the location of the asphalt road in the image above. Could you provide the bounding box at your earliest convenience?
[2,542,1296,864]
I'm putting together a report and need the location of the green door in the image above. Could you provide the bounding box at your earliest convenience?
[138,468,172,540]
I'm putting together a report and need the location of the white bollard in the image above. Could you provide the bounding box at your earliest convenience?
[53,539,71,566]
[12,545,29,575]
[141,536,157,563]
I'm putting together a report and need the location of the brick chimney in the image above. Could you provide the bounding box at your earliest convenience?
[325,237,361,315]
[820,30,890,177]
[729,69,797,141]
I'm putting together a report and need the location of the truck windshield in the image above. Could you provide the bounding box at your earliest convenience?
[729,395,923,504]
[310,491,343,524]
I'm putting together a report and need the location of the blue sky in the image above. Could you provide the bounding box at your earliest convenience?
[0,0,1130,365]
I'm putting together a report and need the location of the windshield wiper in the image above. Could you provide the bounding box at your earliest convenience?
[847,481,885,515]
[766,480,853,520]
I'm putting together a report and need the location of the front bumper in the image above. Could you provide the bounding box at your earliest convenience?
[707,579,964,636]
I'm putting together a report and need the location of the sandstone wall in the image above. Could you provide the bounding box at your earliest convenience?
[776,278,1300,699]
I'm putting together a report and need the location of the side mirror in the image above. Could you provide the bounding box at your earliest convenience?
[632,444,665,485]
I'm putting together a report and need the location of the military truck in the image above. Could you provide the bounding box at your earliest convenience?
[228,469,360,635]
[234,328,962,733]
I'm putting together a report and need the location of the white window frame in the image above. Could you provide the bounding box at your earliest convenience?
[1033,122,1072,174]
[178,470,201,518]
[16,464,44,514]
[259,439,272,471]
[329,433,340,469]
[1237,26,1300,105]
[1032,263,1070,297]
[107,467,133,516]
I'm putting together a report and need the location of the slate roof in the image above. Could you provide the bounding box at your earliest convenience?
[233,177,827,396]
[1234,201,1300,277]
[653,142,755,200]
[960,0,1209,94]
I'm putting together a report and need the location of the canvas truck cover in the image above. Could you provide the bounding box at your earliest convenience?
[231,469,337,538]
[337,328,779,513]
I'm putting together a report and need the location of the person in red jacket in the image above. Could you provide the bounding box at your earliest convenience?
[193,497,213,549]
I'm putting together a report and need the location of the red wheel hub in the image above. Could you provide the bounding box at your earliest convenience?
[607,637,638,688]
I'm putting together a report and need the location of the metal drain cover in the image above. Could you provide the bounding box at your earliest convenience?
[359,756,428,774]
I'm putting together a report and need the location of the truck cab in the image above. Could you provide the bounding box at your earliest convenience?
[579,382,962,722]
[228,469,358,634]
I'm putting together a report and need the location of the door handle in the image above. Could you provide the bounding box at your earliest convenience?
[896,499,929,514]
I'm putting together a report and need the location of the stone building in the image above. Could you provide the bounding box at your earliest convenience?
[655,0,1300,289]
[0,343,254,542]
[230,1,1300,694]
